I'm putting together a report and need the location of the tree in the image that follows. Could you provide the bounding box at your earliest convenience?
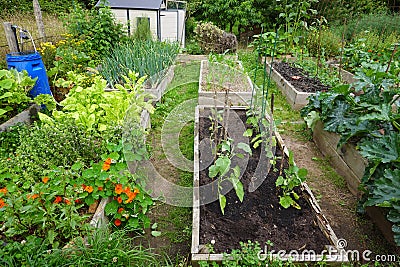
[198,0,262,33]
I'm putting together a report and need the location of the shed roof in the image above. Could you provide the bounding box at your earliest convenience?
[96,0,163,10]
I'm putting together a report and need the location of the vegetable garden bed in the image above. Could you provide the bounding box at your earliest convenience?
[191,105,344,264]
[265,61,315,110]
[198,60,254,106]
[0,103,40,132]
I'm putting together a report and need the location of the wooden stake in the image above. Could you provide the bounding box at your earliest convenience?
[33,0,46,41]
[3,22,19,53]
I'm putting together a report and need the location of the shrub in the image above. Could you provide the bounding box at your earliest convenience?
[194,22,238,54]
[63,3,125,60]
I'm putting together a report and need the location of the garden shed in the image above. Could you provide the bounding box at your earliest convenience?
[96,0,186,47]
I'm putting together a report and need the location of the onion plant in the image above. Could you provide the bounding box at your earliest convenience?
[100,40,179,88]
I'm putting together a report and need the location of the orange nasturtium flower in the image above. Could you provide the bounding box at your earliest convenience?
[64,198,71,205]
[98,187,103,191]
[54,196,63,204]
[125,188,140,204]
[102,158,112,171]
[114,219,122,227]
[367,49,373,53]
[118,207,124,213]
[27,194,39,200]
[0,187,7,195]
[0,198,6,209]
[84,185,94,193]
[115,184,123,195]
[42,177,49,184]
[117,196,123,204]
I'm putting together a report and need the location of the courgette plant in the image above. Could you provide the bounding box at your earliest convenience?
[301,63,400,245]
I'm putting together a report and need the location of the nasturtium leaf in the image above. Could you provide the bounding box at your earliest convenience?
[298,168,308,179]
[105,200,118,215]
[71,162,83,171]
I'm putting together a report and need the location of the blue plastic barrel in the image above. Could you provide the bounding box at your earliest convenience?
[6,52,52,98]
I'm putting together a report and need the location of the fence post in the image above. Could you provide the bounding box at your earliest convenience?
[33,0,46,41]
[2,22,19,53]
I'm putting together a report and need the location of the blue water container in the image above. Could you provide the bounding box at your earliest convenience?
[6,52,52,98]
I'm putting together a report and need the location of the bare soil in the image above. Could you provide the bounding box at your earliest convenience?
[199,109,331,253]
[272,61,330,93]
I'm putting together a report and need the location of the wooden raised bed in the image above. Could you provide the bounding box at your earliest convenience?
[312,120,400,249]
[0,104,40,132]
[104,66,175,102]
[198,60,254,106]
[192,106,345,265]
[312,120,366,197]
[265,61,312,110]
[144,65,175,102]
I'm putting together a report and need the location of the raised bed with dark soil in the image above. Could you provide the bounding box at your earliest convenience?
[272,61,330,93]
[192,107,342,264]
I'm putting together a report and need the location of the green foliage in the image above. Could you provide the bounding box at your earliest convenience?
[100,40,179,87]
[331,11,400,42]
[340,33,399,73]
[249,31,286,57]
[133,17,153,41]
[275,151,307,209]
[44,71,153,132]
[0,0,71,14]
[293,58,342,87]
[208,137,250,215]
[0,69,36,122]
[199,241,295,266]
[301,66,400,245]
[304,28,342,58]
[0,124,25,158]
[194,22,238,54]
[0,118,109,182]
[275,0,319,53]
[63,3,125,60]
[0,229,160,266]
[198,0,262,33]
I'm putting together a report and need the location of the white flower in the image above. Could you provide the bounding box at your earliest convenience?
[112,257,118,263]
[21,240,26,245]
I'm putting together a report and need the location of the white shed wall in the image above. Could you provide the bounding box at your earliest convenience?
[160,9,185,47]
